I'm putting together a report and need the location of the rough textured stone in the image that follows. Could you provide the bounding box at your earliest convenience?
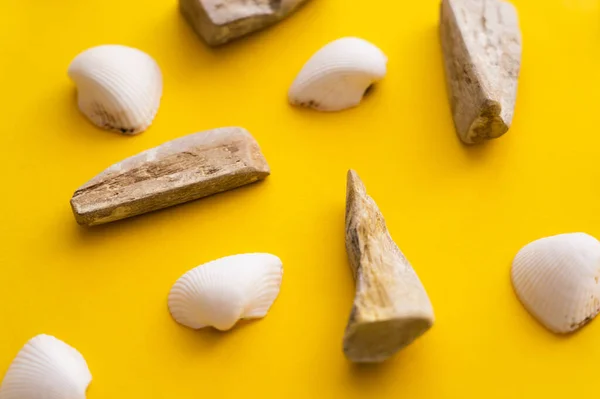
[180,0,310,46]
[343,170,434,363]
[71,127,270,226]
[440,0,522,144]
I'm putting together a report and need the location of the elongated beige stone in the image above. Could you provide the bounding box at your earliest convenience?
[180,0,310,46]
[440,0,522,144]
[71,127,270,226]
[343,170,434,363]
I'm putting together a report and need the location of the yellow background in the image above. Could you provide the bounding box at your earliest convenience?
[0,0,599,397]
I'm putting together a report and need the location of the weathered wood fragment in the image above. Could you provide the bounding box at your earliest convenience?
[343,170,434,363]
[71,127,270,226]
[180,0,310,46]
[440,0,522,144]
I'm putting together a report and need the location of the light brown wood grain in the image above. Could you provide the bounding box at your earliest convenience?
[343,170,434,363]
[71,127,270,226]
[179,0,310,46]
[440,0,521,144]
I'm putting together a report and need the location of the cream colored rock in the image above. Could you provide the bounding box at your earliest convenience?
[168,253,283,331]
[440,0,522,144]
[343,170,434,363]
[70,127,270,226]
[68,45,163,135]
[288,37,387,112]
[180,0,311,46]
[511,233,600,334]
[0,334,92,399]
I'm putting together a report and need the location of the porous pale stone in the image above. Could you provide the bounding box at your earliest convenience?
[71,127,270,226]
[343,170,434,363]
[180,0,310,46]
[440,0,522,144]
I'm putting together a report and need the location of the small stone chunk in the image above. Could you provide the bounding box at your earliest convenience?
[440,0,522,144]
[343,170,434,363]
[180,0,311,46]
[71,127,270,226]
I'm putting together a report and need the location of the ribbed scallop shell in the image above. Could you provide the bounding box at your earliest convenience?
[288,37,387,112]
[68,44,163,135]
[0,334,92,399]
[511,232,600,333]
[168,253,283,331]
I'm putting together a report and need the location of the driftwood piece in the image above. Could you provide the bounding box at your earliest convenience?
[180,0,310,46]
[343,170,434,363]
[71,127,270,226]
[440,0,522,144]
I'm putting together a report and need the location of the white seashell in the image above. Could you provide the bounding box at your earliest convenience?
[288,37,387,112]
[0,334,92,399]
[68,45,163,135]
[511,232,600,333]
[168,253,283,331]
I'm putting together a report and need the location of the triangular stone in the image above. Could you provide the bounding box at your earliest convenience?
[343,170,434,363]
[180,0,311,46]
[71,127,270,226]
[440,0,522,144]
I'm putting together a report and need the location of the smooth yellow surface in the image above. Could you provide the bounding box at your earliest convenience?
[1,0,600,397]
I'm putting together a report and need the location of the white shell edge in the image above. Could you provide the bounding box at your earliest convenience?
[511,232,600,334]
[68,44,163,135]
[0,334,92,399]
[168,253,283,331]
[288,37,387,112]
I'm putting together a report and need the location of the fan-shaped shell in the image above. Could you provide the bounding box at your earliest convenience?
[511,232,600,333]
[288,37,387,112]
[0,334,92,399]
[68,44,163,135]
[168,253,283,331]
